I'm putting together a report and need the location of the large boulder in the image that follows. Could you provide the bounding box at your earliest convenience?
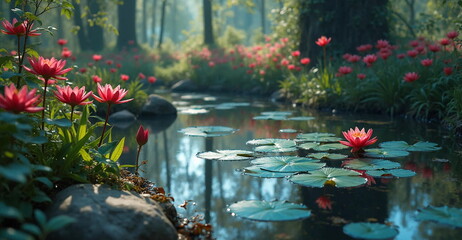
[108,110,136,128]
[140,94,177,117]
[171,79,198,92]
[47,184,178,240]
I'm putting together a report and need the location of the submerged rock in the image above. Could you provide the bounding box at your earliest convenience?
[108,110,136,128]
[140,94,177,117]
[171,79,198,92]
[47,184,177,240]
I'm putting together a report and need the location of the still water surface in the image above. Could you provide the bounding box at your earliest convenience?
[115,93,462,240]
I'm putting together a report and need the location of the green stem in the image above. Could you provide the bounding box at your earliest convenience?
[41,79,49,131]
[70,105,75,123]
[135,145,142,175]
[98,103,111,147]
[16,35,22,87]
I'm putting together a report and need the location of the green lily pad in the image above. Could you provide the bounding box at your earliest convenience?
[379,141,442,152]
[240,166,292,178]
[251,156,325,173]
[279,129,298,133]
[253,115,287,120]
[288,167,368,188]
[196,150,256,161]
[415,205,462,228]
[343,222,399,240]
[307,152,348,160]
[227,200,311,222]
[295,132,341,143]
[261,111,293,116]
[343,159,401,171]
[247,139,297,153]
[298,142,348,151]
[366,169,416,178]
[364,148,410,158]
[179,126,238,137]
[287,116,315,121]
[178,108,209,114]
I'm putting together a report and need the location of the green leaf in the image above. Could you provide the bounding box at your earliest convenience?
[0,163,32,183]
[343,222,399,240]
[34,177,53,189]
[227,200,311,222]
[307,152,348,160]
[0,228,34,240]
[31,191,51,203]
[45,215,76,232]
[13,132,48,144]
[364,148,410,158]
[247,138,297,153]
[287,116,315,121]
[343,159,401,171]
[21,224,41,236]
[179,126,238,137]
[366,169,416,178]
[77,105,89,140]
[379,141,442,152]
[34,210,47,227]
[295,132,337,142]
[251,156,325,172]
[98,141,119,156]
[416,205,462,228]
[25,48,39,58]
[0,202,24,221]
[241,166,292,178]
[253,115,287,120]
[298,142,348,151]
[288,167,368,188]
[196,150,256,161]
[109,137,125,161]
[0,71,21,79]
[45,118,72,128]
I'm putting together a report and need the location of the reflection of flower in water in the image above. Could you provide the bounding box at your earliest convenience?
[422,166,433,179]
[316,195,332,210]
[352,169,376,186]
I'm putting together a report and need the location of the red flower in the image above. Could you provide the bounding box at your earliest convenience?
[339,127,378,152]
[136,125,149,146]
[106,60,113,65]
[444,67,453,76]
[347,55,361,63]
[93,83,133,105]
[110,68,117,73]
[315,36,331,47]
[356,44,372,52]
[120,74,130,81]
[280,37,289,43]
[362,54,377,67]
[280,58,290,66]
[259,70,266,75]
[396,53,406,59]
[138,73,146,79]
[420,58,433,67]
[61,49,72,59]
[375,39,390,49]
[148,76,157,83]
[23,56,72,81]
[0,84,44,114]
[428,44,441,53]
[300,58,310,65]
[409,40,419,47]
[57,39,68,46]
[338,66,353,75]
[315,196,332,210]
[1,18,40,36]
[208,61,215,67]
[54,85,92,107]
[439,38,451,46]
[407,50,419,58]
[291,50,300,57]
[92,75,102,83]
[403,72,419,82]
[287,64,296,70]
[79,68,87,73]
[447,31,459,39]
[92,54,102,61]
[379,49,392,60]
[357,73,366,80]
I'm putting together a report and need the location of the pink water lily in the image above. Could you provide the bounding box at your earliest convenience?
[339,127,377,152]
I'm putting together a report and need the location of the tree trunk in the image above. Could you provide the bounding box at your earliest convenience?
[88,0,104,51]
[117,0,138,50]
[73,0,89,51]
[260,0,266,35]
[142,0,148,43]
[203,0,214,46]
[150,0,158,47]
[298,0,389,59]
[157,0,167,49]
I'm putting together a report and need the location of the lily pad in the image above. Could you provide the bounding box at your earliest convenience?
[415,205,462,228]
[287,116,315,121]
[343,159,401,171]
[379,141,442,152]
[227,200,311,222]
[296,132,341,143]
[196,150,256,161]
[288,167,368,188]
[251,156,325,173]
[260,111,293,116]
[307,152,348,160]
[253,115,287,120]
[247,139,297,153]
[343,222,399,240]
[179,126,238,137]
[298,142,348,151]
[279,129,298,133]
[240,166,292,178]
[366,169,416,178]
[364,148,410,158]
[178,108,209,115]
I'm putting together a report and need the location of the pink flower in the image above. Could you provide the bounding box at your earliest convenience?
[92,83,133,105]
[0,84,44,114]
[447,31,459,39]
[148,76,157,83]
[61,49,72,59]
[409,40,419,47]
[287,64,296,70]
[362,54,377,67]
[138,73,146,79]
[315,36,331,47]
[208,61,215,67]
[439,38,451,46]
[280,58,289,66]
[375,39,390,49]
[110,68,117,73]
[396,53,406,59]
[337,66,353,75]
[356,44,372,52]
[428,44,441,53]
[23,56,72,81]
[57,39,68,46]
[92,54,102,61]
[347,55,361,63]
[316,196,332,210]
[407,50,419,58]
[120,74,130,81]
[106,60,114,65]
[291,50,300,57]
[136,125,149,146]
[444,67,453,76]
[1,18,40,36]
[54,85,92,107]
[357,73,366,80]
[300,58,310,65]
[403,72,419,82]
[259,70,266,75]
[92,75,102,83]
[420,58,433,67]
[79,68,87,73]
[339,127,378,152]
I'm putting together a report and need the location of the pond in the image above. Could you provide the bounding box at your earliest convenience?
[114,92,462,240]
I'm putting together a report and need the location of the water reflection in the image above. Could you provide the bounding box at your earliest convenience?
[116,93,462,239]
